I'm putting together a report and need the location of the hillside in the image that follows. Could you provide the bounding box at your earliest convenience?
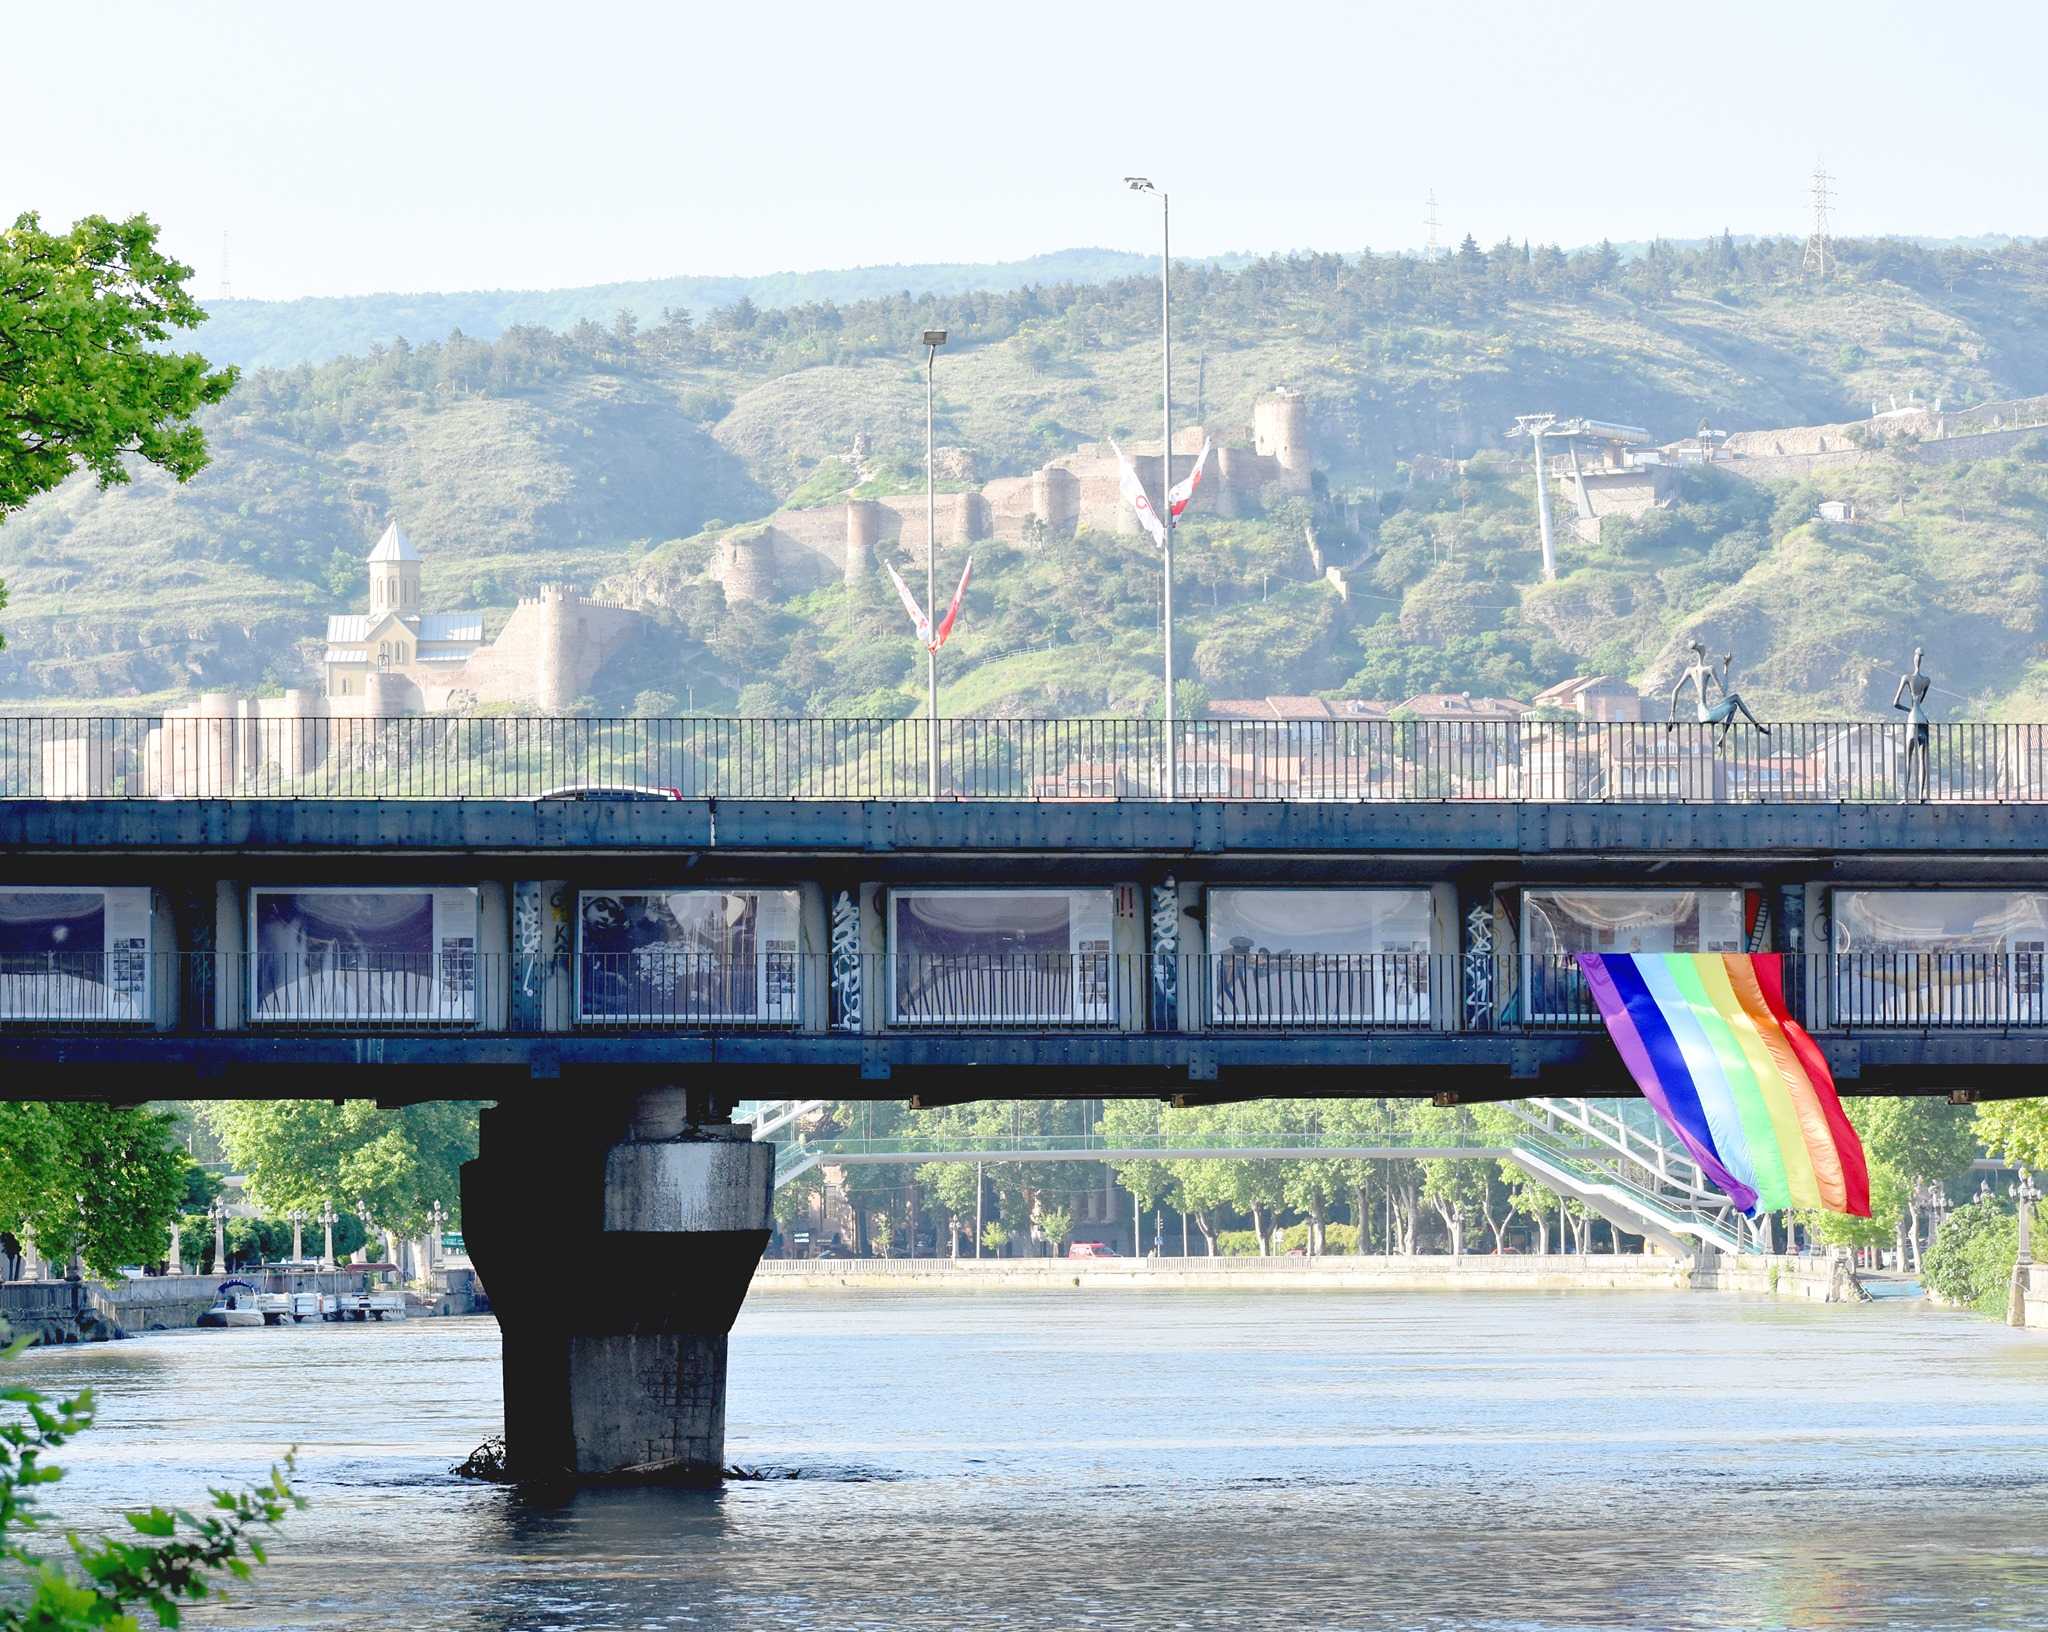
[6,232,2048,716]
[193,248,1206,371]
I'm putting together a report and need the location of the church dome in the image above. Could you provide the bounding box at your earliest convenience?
[367,520,420,563]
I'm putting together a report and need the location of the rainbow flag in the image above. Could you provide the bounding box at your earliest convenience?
[1576,953,1870,1218]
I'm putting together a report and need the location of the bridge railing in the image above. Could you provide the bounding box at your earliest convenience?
[4,951,2045,1038]
[7,714,2048,802]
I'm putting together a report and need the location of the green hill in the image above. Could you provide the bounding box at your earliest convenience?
[6,232,2048,716]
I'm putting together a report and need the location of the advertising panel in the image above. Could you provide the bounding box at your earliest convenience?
[576,890,800,1023]
[1207,888,1432,1026]
[1832,889,2048,1026]
[249,888,476,1023]
[1521,889,1744,1019]
[0,887,151,1020]
[889,888,1115,1025]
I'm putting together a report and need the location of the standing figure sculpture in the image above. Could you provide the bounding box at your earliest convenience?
[1667,640,1770,749]
[1893,646,1932,801]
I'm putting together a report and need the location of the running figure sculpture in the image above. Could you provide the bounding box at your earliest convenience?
[1892,646,1932,801]
[1667,640,1770,749]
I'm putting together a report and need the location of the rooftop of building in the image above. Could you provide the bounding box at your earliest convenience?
[366,520,420,564]
[325,612,485,644]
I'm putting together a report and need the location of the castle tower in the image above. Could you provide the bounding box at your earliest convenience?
[844,501,883,585]
[535,585,577,714]
[1252,388,1312,493]
[366,519,423,616]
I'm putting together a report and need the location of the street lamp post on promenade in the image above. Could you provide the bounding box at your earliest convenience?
[923,329,947,800]
[290,1208,306,1263]
[1125,176,1176,796]
[318,1199,337,1269]
[2011,1170,2038,1328]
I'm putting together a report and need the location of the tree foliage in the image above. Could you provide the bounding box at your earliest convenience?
[196,1101,479,1237]
[0,1105,185,1278]
[0,213,235,520]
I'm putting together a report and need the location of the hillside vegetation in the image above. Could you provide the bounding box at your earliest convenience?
[5,232,2048,715]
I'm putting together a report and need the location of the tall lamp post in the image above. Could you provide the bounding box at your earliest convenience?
[318,1199,337,1269]
[1125,176,1176,796]
[2013,1169,2039,1328]
[922,328,947,800]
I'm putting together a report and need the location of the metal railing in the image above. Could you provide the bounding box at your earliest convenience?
[9,714,2048,802]
[7,951,2048,1038]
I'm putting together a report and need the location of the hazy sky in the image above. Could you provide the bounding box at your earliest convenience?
[13,0,2043,301]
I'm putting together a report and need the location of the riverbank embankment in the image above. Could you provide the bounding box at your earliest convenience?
[751,1251,1861,1299]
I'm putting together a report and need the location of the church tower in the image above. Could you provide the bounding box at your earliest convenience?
[366,519,422,616]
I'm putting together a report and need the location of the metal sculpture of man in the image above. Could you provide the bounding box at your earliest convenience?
[1892,645,1932,801]
[1667,640,1770,748]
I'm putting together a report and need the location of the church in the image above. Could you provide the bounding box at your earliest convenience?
[321,521,487,707]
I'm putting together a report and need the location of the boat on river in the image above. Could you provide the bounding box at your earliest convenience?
[197,1280,263,1328]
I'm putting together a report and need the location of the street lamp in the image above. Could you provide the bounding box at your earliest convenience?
[2019,1170,2039,1269]
[923,328,947,800]
[318,1199,337,1268]
[1125,176,1176,795]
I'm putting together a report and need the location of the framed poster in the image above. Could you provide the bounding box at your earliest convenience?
[1207,888,1432,1026]
[888,888,1116,1026]
[249,887,477,1023]
[1832,889,2048,1026]
[0,887,151,1021]
[576,890,800,1024]
[1520,889,1744,1020]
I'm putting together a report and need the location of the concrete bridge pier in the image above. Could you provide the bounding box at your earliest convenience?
[462,1087,773,1482]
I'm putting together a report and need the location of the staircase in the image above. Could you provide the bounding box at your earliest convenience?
[735,1099,828,1187]
[1506,1097,1748,1258]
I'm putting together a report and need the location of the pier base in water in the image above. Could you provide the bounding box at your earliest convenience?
[462,1089,772,1480]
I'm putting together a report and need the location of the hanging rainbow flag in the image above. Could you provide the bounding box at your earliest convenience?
[1576,953,1870,1218]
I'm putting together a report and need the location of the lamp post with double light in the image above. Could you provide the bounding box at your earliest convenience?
[922,328,947,798]
[1124,176,1176,796]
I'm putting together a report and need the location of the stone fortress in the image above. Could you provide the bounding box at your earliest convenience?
[706,388,1314,606]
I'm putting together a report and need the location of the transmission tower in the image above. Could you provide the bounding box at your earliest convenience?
[219,230,233,301]
[1424,190,1442,262]
[1802,160,1835,279]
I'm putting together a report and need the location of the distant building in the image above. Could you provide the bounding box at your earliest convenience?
[322,522,487,708]
[1528,675,1646,723]
[1392,692,1527,722]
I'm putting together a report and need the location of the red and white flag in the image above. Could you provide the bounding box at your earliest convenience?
[884,557,974,651]
[1168,436,1213,522]
[933,557,973,649]
[883,559,932,646]
[1112,439,1168,550]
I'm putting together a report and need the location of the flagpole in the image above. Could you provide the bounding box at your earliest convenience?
[1160,187,1175,798]
[922,329,947,799]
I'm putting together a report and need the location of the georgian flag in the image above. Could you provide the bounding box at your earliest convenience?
[1112,439,1168,549]
[1168,436,1213,522]
[884,557,974,652]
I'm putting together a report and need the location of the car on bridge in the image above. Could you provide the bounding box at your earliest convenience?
[535,783,682,801]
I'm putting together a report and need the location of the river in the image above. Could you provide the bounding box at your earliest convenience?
[12,1290,2048,1630]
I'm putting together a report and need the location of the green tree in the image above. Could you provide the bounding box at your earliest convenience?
[1799,1160,1912,1255]
[1974,1097,2048,1171]
[0,1105,185,1279]
[1037,1205,1073,1257]
[197,1102,479,1237]
[0,212,237,649]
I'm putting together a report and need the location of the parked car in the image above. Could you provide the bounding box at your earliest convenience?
[1066,1241,1120,1259]
[535,783,682,801]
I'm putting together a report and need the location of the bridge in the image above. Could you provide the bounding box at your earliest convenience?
[7,712,2047,1482]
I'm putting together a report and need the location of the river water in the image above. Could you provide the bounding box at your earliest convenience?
[13,1290,2048,1630]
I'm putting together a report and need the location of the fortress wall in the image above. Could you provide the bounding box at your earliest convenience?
[874,493,990,558]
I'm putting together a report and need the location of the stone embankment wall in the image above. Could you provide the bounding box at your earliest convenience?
[752,1254,1691,1293]
[1686,1252,1863,1303]
[0,1280,115,1345]
[91,1268,385,1331]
